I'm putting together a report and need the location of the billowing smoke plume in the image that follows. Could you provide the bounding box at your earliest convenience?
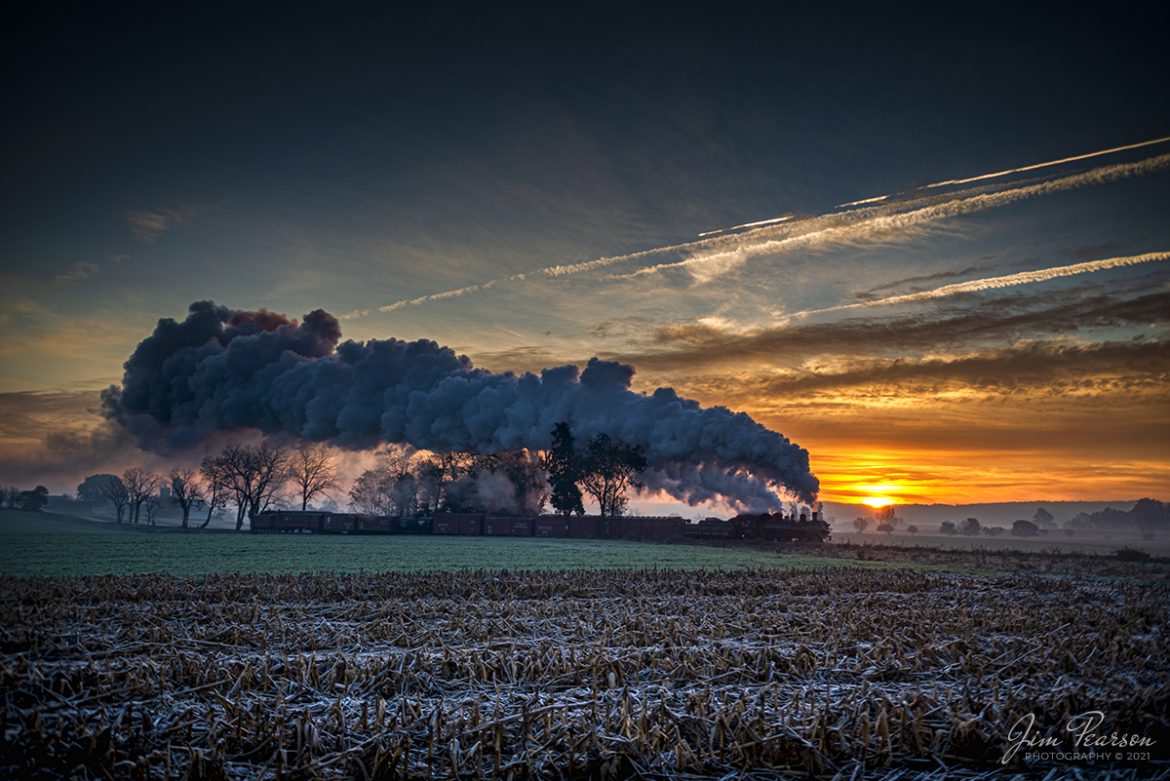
[104,302,818,509]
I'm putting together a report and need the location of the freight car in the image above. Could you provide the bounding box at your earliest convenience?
[250,510,828,543]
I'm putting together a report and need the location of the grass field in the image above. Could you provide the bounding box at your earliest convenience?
[0,509,868,577]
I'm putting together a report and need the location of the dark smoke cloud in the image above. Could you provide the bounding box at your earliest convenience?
[104,301,818,508]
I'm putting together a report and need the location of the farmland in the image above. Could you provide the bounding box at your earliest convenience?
[2,509,1168,778]
[3,568,1168,779]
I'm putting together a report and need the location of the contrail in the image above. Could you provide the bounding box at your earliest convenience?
[924,134,1170,189]
[832,135,1170,208]
[614,152,1170,283]
[836,194,889,208]
[698,214,792,238]
[789,251,1170,318]
[345,141,1170,318]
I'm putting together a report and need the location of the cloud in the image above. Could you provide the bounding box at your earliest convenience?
[55,261,99,283]
[125,206,198,241]
[618,153,1170,283]
[791,251,1170,318]
[346,147,1170,316]
[852,265,991,299]
[747,339,1170,396]
[612,287,1170,372]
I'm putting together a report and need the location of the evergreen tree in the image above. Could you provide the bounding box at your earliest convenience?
[547,422,584,517]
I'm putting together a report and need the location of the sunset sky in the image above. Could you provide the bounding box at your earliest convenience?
[2,4,1168,510]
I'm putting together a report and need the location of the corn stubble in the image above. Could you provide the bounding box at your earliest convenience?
[1,569,1166,779]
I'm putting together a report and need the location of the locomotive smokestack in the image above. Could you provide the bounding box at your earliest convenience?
[104,302,819,509]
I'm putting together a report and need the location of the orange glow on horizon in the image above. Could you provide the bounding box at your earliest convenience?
[859,496,896,508]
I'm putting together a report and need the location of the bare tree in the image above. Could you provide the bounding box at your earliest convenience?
[578,434,647,519]
[287,445,337,511]
[198,457,229,529]
[2,486,22,509]
[95,476,130,522]
[170,469,205,530]
[123,468,161,524]
[143,495,162,526]
[349,467,393,515]
[213,443,289,530]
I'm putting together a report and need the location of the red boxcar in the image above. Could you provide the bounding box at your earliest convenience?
[251,513,276,532]
[252,511,325,533]
[568,516,600,538]
[615,516,685,541]
[353,514,396,533]
[394,517,432,534]
[484,516,535,536]
[321,513,354,533]
[534,517,570,537]
[433,513,485,535]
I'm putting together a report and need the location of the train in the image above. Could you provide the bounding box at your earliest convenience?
[251,509,830,543]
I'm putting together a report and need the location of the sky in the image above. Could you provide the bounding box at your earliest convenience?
[2,3,1169,510]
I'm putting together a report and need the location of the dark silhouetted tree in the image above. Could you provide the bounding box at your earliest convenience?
[349,468,393,515]
[852,517,869,534]
[1033,507,1055,529]
[170,468,205,530]
[287,444,337,511]
[198,457,229,528]
[1130,498,1167,540]
[123,468,161,524]
[959,517,981,536]
[939,521,958,535]
[95,475,129,522]
[547,422,584,518]
[1012,519,1040,537]
[18,485,49,512]
[77,474,121,508]
[579,433,647,518]
[906,524,919,535]
[213,443,288,530]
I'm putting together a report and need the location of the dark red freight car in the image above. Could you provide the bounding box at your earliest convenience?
[534,517,569,537]
[353,514,396,533]
[433,513,485,535]
[484,517,535,536]
[252,511,326,533]
[614,516,685,541]
[321,513,355,533]
[568,516,600,538]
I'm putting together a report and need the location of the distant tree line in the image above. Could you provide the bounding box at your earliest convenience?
[935,501,1168,539]
[0,485,50,512]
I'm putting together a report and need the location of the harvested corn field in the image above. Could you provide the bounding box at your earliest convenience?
[2,569,1168,779]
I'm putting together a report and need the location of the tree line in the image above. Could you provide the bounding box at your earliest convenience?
[0,485,50,512]
[70,422,649,530]
[347,422,646,519]
[76,443,339,531]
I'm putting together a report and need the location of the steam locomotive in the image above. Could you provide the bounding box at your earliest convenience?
[252,509,830,543]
